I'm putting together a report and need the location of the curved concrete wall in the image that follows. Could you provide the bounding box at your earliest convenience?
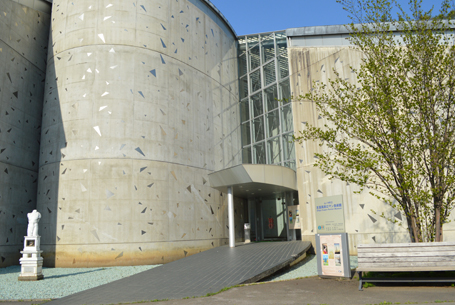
[0,0,50,267]
[10,0,51,14]
[37,0,242,267]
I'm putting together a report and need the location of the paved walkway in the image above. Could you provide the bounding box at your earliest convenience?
[45,241,311,305]
[117,276,455,305]
[4,275,454,305]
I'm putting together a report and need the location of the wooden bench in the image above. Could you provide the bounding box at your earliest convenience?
[357,242,455,291]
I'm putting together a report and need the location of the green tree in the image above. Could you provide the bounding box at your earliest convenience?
[294,0,455,242]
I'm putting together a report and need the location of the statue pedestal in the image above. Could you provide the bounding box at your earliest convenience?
[18,236,43,281]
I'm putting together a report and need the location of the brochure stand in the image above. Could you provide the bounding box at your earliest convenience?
[316,233,351,278]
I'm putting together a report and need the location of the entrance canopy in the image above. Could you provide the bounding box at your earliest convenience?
[208,164,297,199]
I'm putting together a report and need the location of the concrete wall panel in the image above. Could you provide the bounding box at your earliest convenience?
[0,0,50,267]
[37,0,242,267]
[10,0,51,14]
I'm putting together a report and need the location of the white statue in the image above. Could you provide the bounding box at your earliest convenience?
[27,210,41,237]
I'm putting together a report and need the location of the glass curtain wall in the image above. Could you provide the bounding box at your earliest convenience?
[238,32,296,170]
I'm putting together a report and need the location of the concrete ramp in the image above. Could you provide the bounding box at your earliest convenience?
[47,241,311,305]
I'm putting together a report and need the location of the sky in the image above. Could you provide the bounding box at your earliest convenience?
[209,0,446,36]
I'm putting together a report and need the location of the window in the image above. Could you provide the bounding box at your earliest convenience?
[241,122,251,146]
[249,44,260,70]
[266,110,280,138]
[267,137,282,164]
[265,85,278,111]
[250,69,261,93]
[251,92,263,118]
[264,61,276,86]
[240,99,249,122]
[239,53,247,76]
[239,32,295,169]
[261,34,275,63]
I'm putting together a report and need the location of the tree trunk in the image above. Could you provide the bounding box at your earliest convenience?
[404,205,416,242]
[411,215,420,242]
[404,203,420,242]
[435,204,442,242]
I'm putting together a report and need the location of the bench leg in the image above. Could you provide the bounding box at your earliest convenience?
[358,271,363,291]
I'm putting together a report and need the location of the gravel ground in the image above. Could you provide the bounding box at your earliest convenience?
[0,265,159,301]
[0,255,359,301]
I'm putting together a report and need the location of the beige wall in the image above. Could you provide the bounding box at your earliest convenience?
[289,46,455,254]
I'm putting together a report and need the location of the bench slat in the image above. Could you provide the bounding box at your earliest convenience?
[358,256,455,263]
[358,251,454,258]
[357,266,455,272]
[358,277,455,283]
[358,261,455,268]
[358,242,455,248]
[358,246,455,253]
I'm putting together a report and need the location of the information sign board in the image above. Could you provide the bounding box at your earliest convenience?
[316,233,351,278]
[315,195,345,233]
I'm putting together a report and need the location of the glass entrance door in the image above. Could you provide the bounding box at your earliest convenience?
[248,197,287,241]
[261,199,286,240]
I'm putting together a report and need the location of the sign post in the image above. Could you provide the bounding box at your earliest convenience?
[314,195,351,278]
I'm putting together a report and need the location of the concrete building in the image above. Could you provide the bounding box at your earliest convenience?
[1,0,454,268]
[0,0,51,267]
